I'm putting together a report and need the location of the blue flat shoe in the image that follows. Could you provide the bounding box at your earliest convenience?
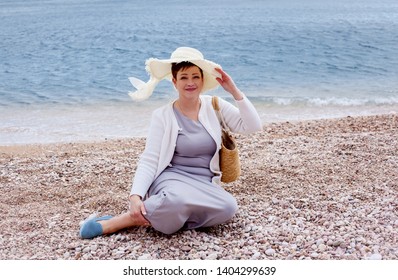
[79,215,113,239]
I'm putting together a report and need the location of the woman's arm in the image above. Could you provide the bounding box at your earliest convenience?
[214,68,262,134]
[130,110,165,198]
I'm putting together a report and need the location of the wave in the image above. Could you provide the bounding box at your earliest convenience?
[252,95,398,107]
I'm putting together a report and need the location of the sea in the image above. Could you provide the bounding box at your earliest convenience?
[1,0,397,145]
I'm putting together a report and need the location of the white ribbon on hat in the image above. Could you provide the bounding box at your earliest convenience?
[128,76,160,102]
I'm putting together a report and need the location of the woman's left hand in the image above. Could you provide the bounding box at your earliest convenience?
[215,68,243,100]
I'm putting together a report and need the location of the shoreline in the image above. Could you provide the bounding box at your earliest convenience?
[1,100,397,146]
[1,113,397,260]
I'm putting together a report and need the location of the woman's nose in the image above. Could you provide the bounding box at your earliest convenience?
[187,78,195,85]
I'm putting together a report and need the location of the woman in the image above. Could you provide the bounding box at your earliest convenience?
[80,47,262,238]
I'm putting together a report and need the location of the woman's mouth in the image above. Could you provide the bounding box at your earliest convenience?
[185,87,197,92]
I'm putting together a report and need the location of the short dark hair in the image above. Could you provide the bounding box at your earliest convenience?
[171,61,203,79]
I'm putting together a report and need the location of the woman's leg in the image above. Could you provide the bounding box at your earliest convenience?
[143,183,238,234]
[80,212,149,239]
[183,185,238,229]
[99,212,148,234]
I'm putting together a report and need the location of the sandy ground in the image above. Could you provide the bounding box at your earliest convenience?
[0,114,397,260]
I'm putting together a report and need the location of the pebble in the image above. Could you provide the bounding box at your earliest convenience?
[310,252,319,258]
[115,235,125,241]
[251,252,261,260]
[82,247,91,254]
[333,240,343,247]
[368,254,382,260]
[206,253,218,260]
[244,226,252,232]
[265,249,275,256]
[90,245,98,252]
[138,254,152,260]
[48,222,57,228]
[247,240,255,245]
[318,244,327,251]
[181,246,191,252]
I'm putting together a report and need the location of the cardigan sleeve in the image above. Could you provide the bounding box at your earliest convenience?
[219,95,262,134]
[130,109,165,198]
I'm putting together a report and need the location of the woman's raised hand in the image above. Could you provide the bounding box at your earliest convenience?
[215,68,243,100]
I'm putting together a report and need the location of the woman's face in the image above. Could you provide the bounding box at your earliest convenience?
[172,66,204,99]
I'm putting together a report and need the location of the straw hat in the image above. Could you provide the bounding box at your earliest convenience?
[128,47,222,101]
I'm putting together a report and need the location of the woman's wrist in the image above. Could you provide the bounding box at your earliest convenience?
[231,89,244,101]
[129,194,142,201]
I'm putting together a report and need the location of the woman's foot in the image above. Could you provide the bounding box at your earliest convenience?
[80,212,150,239]
[79,215,113,239]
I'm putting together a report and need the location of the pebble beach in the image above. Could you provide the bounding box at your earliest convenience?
[0,114,397,260]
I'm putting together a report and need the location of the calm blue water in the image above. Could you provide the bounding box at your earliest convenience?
[1,0,398,144]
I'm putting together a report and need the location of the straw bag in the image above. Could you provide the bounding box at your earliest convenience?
[212,96,241,183]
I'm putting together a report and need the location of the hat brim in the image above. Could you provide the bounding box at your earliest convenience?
[146,58,222,93]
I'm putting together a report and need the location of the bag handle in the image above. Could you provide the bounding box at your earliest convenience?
[212,96,229,131]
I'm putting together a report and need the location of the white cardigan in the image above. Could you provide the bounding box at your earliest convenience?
[130,94,262,198]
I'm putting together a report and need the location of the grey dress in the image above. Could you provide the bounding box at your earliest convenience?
[142,107,238,234]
